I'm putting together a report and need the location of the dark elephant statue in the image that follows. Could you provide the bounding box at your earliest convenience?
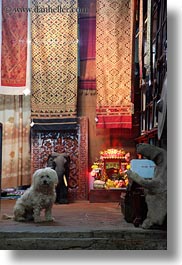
[47,152,70,204]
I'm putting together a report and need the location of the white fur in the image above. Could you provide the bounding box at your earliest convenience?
[13,168,58,223]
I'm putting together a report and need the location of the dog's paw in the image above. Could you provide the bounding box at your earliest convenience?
[45,216,55,222]
[14,217,26,222]
[34,217,42,223]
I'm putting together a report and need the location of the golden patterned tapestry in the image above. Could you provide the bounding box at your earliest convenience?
[96,0,133,128]
[31,0,78,118]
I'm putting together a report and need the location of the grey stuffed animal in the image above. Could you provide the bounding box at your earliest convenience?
[126,143,167,229]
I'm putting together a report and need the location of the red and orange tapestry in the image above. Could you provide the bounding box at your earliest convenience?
[0,0,31,95]
[31,0,78,119]
[96,0,133,128]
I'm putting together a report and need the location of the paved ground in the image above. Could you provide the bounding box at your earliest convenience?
[0,199,134,231]
[0,199,167,250]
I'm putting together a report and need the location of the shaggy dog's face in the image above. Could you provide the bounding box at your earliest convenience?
[39,174,53,187]
[33,168,58,190]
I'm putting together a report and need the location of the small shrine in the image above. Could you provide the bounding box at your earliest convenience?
[90,148,130,191]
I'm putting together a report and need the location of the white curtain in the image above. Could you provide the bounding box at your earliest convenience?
[0,95,31,188]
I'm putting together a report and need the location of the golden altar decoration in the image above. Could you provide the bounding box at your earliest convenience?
[91,148,129,189]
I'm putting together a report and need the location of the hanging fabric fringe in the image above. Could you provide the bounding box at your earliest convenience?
[96,0,133,128]
[31,0,78,119]
[0,0,31,95]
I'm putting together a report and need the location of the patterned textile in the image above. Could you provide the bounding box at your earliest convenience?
[31,130,79,188]
[96,0,133,128]
[31,0,78,118]
[0,0,31,95]
[31,117,88,200]
[0,95,31,188]
[79,0,96,93]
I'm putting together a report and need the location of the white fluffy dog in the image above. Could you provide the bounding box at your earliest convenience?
[13,167,58,223]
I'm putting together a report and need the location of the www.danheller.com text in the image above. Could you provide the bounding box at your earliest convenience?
[4,5,88,15]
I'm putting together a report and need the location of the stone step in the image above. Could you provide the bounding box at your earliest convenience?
[0,229,167,250]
